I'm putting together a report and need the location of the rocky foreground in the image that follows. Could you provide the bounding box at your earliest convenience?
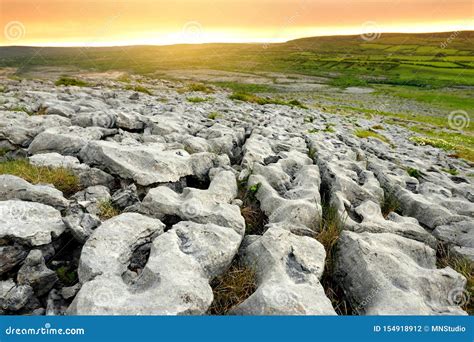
[0,76,472,315]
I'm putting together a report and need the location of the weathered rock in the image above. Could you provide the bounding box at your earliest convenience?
[46,289,68,316]
[2,284,35,311]
[0,110,70,147]
[79,140,220,186]
[111,184,139,210]
[69,221,242,315]
[140,169,245,235]
[231,228,336,315]
[335,231,467,315]
[0,174,69,210]
[350,200,436,247]
[0,244,28,275]
[77,213,165,283]
[44,103,75,118]
[17,250,58,296]
[0,200,66,246]
[29,126,116,156]
[116,111,145,130]
[247,151,322,230]
[71,110,117,128]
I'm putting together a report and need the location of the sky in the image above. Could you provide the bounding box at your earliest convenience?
[0,0,473,46]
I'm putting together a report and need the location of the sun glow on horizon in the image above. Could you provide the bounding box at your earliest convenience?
[0,0,472,47]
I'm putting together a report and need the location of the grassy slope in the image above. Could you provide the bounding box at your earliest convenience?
[1,32,473,87]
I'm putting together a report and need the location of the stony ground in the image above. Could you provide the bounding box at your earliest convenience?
[0,75,472,316]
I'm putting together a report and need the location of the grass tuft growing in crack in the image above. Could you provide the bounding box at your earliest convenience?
[315,200,352,315]
[208,259,257,315]
[437,243,473,314]
[97,199,121,221]
[238,180,268,235]
[56,265,78,286]
[381,189,400,218]
[407,167,422,179]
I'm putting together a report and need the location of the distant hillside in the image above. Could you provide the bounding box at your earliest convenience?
[1,31,473,87]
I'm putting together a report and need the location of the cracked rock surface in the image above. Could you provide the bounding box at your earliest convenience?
[0,76,471,316]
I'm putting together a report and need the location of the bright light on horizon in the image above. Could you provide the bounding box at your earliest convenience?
[0,0,472,47]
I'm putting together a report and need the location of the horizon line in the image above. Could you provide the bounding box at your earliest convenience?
[0,29,471,49]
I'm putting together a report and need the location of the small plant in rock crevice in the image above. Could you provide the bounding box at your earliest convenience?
[97,199,121,220]
[315,200,352,315]
[238,181,268,235]
[208,259,257,315]
[207,112,222,120]
[56,265,78,286]
[437,243,473,314]
[381,189,400,218]
[407,167,422,179]
[441,168,459,176]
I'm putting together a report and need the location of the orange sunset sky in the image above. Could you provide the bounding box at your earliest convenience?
[0,0,473,46]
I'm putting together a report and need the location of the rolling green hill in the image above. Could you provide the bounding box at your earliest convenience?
[1,31,473,87]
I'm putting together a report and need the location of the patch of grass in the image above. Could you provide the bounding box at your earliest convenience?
[371,124,385,130]
[55,76,89,87]
[207,112,222,120]
[355,129,390,144]
[213,81,277,94]
[304,116,315,123]
[441,168,459,176]
[208,259,257,315]
[184,83,214,94]
[229,93,306,108]
[56,266,78,286]
[97,199,120,221]
[287,99,308,109]
[187,96,210,103]
[409,135,455,150]
[125,84,152,95]
[0,86,5,93]
[381,190,400,218]
[407,167,422,179]
[8,105,30,114]
[409,130,474,163]
[0,159,80,196]
[316,202,351,315]
[308,128,319,134]
[437,243,473,314]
